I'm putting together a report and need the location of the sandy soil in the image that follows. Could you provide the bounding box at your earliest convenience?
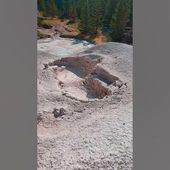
[37,37,133,170]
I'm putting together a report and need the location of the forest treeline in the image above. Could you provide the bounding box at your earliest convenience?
[38,0,133,43]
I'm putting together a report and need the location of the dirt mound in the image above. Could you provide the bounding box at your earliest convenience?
[37,40,133,170]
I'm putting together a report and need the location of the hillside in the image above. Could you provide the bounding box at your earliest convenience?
[37,38,133,169]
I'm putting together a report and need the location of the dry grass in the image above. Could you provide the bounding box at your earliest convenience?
[94,35,107,44]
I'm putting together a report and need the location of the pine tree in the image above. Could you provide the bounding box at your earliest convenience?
[127,0,133,27]
[103,0,115,27]
[90,0,105,34]
[38,0,46,15]
[76,0,82,18]
[46,0,58,17]
[79,0,90,33]
[68,0,78,21]
[37,0,132,43]
[110,0,129,41]
[61,0,69,17]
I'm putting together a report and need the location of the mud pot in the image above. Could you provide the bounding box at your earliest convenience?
[46,54,123,101]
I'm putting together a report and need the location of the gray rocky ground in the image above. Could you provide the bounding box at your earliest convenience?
[37,38,133,170]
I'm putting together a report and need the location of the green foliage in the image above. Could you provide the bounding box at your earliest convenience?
[69,2,77,22]
[103,0,115,27]
[110,0,129,42]
[79,0,105,35]
[38,0,46,14]
[46,0,58,17]
[61,0,69,17]
[38,18,43,26]
[79,0,90,33]
[106,35,113,42]
[37,0,133,43]
[127,0,133,27]
[89,0,105,34]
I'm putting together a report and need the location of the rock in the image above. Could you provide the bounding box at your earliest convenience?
[115,80,123,88]
[124,82,128,88]
[42,24,53,29]
[74,109,83,113]
[59,81,64,85]
[37,30,51,39]
[61,66,66,69]
[37,113,42,124]
[53,108,67,118]
[43,64,48,70]
[62,92,67,96]
[59,108,66,115]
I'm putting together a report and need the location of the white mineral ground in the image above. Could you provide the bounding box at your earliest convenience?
[37,37,133,170]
